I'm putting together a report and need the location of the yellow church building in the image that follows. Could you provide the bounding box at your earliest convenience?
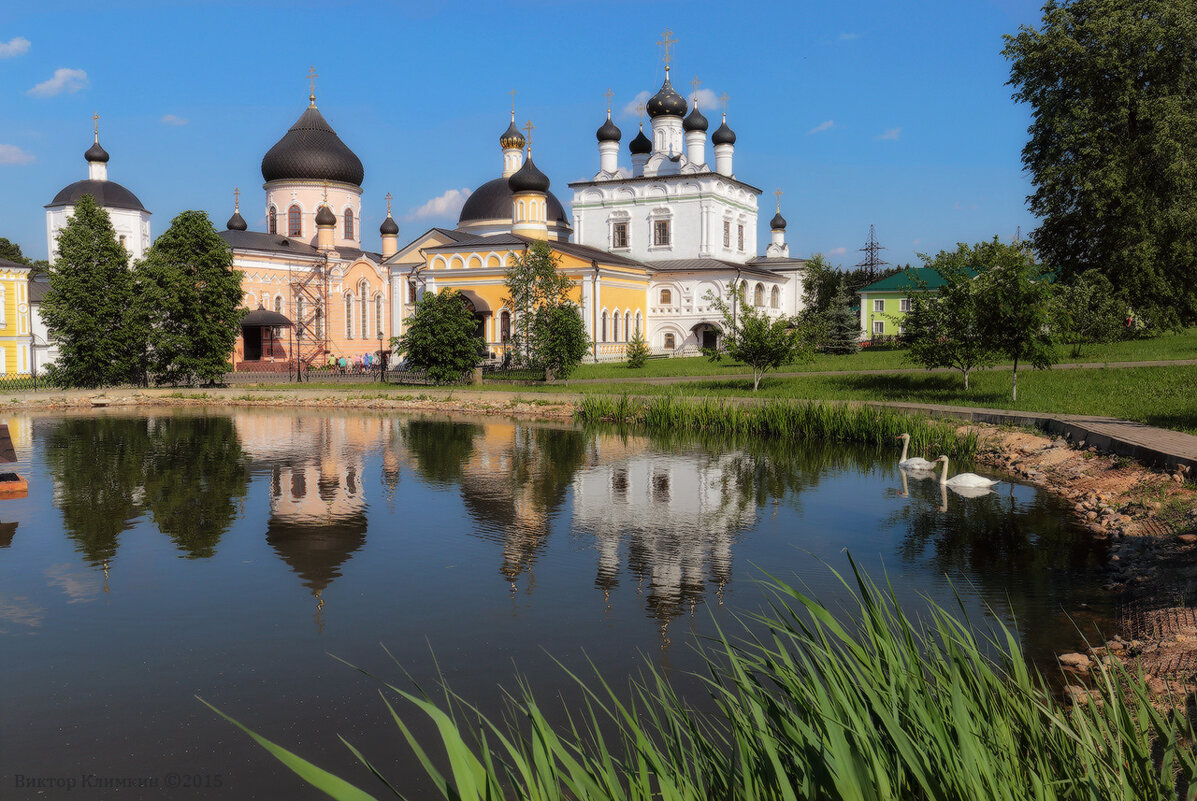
[0,258,32,376]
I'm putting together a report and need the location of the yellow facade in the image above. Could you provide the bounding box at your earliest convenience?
[0,265,32,376]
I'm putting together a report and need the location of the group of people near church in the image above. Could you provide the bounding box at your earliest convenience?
[323,352,388,374]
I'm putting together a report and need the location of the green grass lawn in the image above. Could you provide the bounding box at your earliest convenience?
[568,328,1197,381]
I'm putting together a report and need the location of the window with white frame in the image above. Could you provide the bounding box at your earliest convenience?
[359,281,369,339]
[408,281,417,303]
[274,296,283,314]
[723,221,731,248]
[900,297,911,312]
[613,310,620,341]
[375,295,383,337]
[771,286,780,308]
[873,299,884,313]
[653,219,671,247]
[601,311,608,342]
[297,297,306,339]
[663,332,676,350]
[898,324,907,336]
[737,224,744,251]
[659,288,672,305]
[289,205,302,238]
[754,283,765,306]
[612,222,628,249]
[268,206,278,235]
[345,294,354,338]
[873,320,884,335]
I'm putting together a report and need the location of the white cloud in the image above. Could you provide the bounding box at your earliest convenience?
[160,114,188,126]
[807,120,834,135]
[838,32,861,42]
[0,144,34,165]
[405,188,472,221]
[691,88,719,112]
[28,68,88,97]
[0,36,30,58]
[876,127,902,141]
[827,247,848,257]
[620,90,652,119]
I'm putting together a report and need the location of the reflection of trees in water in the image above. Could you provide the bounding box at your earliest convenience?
[41,416,250,565]
[403,420,482,486]
[888,477,1111,655]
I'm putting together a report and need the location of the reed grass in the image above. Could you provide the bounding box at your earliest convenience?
[574,395,979,459]
[203,562,1197,800]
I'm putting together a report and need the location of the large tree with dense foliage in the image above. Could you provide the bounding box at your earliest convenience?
[903,248,997,390]
[1051,269,1128,356]
[136,210,245,385]
[40,194,145,388]
[394,289,482,384]
[504,241,589,377]
[1004,0,1197,328]
[707,284,811,391]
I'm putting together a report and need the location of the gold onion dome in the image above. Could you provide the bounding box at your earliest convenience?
[499,117,526,150]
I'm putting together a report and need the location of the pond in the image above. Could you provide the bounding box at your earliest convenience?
[0,410,1111,799]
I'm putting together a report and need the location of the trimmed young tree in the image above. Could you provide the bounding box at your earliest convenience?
[136,211,245,385]
[707,284,811,391]
[533,303,589,380]
[974,242,1058,401]
[625,329,650,368]
[904,265,996,390]
[1004,0,1197,328]
[394,289,482,384]
[40,194,144,388]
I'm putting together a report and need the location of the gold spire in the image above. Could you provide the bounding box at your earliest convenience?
[307,65,318,105]
[92,112,99,142]
[690,76,701,106]
[775,187,783,212]
[658,28,677,76]
[603,87,614,117]
[234,187,240,213]
[719,92,729,117]
[507,88,518,118]
[522,119,535,154]
[634,101,646,124]
[385,191,393,217]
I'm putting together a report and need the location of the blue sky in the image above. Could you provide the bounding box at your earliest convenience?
[1,0,1045,265]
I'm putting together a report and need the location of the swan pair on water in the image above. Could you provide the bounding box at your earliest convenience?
[896,433,1000,490]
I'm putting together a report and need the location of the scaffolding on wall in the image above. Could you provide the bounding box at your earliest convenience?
[289,255,329,376]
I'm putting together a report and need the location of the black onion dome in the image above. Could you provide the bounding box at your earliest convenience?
[508,156,550,193]
[629,126,652,154]
[261,105,364,186]
[712,119,737,145]
[315,204,336,226]
[683,105,708,132]
[84,142,110,163]
[227,211,248,231]
[458,178,569,226]
[47,179,146,212]
[770,211,786,230]
[646,77,687,118]
[596,115,621,142]
[499,119,526,150]
[379,215,399,235]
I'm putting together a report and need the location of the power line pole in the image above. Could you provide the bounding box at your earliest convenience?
[855,224,889,285]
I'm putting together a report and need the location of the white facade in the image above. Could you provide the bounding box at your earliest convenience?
[45,204,151,263]
[263,180,363,249]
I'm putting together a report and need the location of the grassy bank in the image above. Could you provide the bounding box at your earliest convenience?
[574,395,979,459]
[568,327,1197,381]
[206,566,1197,800]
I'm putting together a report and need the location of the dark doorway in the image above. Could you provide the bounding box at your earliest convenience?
[244,328,262,361]
[702,328,718,350]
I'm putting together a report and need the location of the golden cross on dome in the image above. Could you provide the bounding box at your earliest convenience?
[385,192,393,216]
[307,65,318,103]
[92,112,99,141]
[775,187,783,212]
[634,101,646,121]
[522,119,535,147]
[321,181,329,202]
[603,87,615,114]
[719,92,730,115]
[234,187,241,212]
[507,89,518,116]
[658,28,677,69]
[690,76,701,104]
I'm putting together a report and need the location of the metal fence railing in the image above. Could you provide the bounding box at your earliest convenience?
[0,374,43,392]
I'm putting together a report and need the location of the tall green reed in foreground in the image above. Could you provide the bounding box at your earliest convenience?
[202,562,1197,801]
[575,395,978,459]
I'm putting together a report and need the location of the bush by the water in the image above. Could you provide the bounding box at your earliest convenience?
[204,562,1197,800]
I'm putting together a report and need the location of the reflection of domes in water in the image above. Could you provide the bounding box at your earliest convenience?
[265,512,368,594]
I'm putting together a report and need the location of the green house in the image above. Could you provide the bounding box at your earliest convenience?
[857,267,959,340]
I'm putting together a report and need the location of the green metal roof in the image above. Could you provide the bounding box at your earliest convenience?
[857,267,973,294]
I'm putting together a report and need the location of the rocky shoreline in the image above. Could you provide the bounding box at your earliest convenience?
[9,389,1197,695]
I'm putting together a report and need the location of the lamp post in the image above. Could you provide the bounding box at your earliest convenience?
[378,330,384,384]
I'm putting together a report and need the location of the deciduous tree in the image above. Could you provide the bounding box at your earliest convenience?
[707,284,811,391]
[394,289,482,384]
[903,260,996,390]
[1004,0,1197,328]
[1051,269,1127,356]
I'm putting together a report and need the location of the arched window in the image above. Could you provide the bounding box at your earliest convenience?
[345,293,354,338]
[663,332,676,350]
[408,281,417,303]
[315,304,324,339]
[375,294,383,338]
[296,297,306,340]
[613,310,620,342]
[634,311,642,336]
[601,311,608,343]
[754,283,765,307]
[288,205,302,237]
[659,288,672,305]
[344,208,355,240]
[0,285,6,328]
[771,286,780,309]
[359,281,369,339]
[268,206,278,235]
[500,310,511,341]
[625,311,631,340]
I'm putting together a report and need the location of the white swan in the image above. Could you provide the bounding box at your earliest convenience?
[896,433,936,472]
[933,456,1000,489]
